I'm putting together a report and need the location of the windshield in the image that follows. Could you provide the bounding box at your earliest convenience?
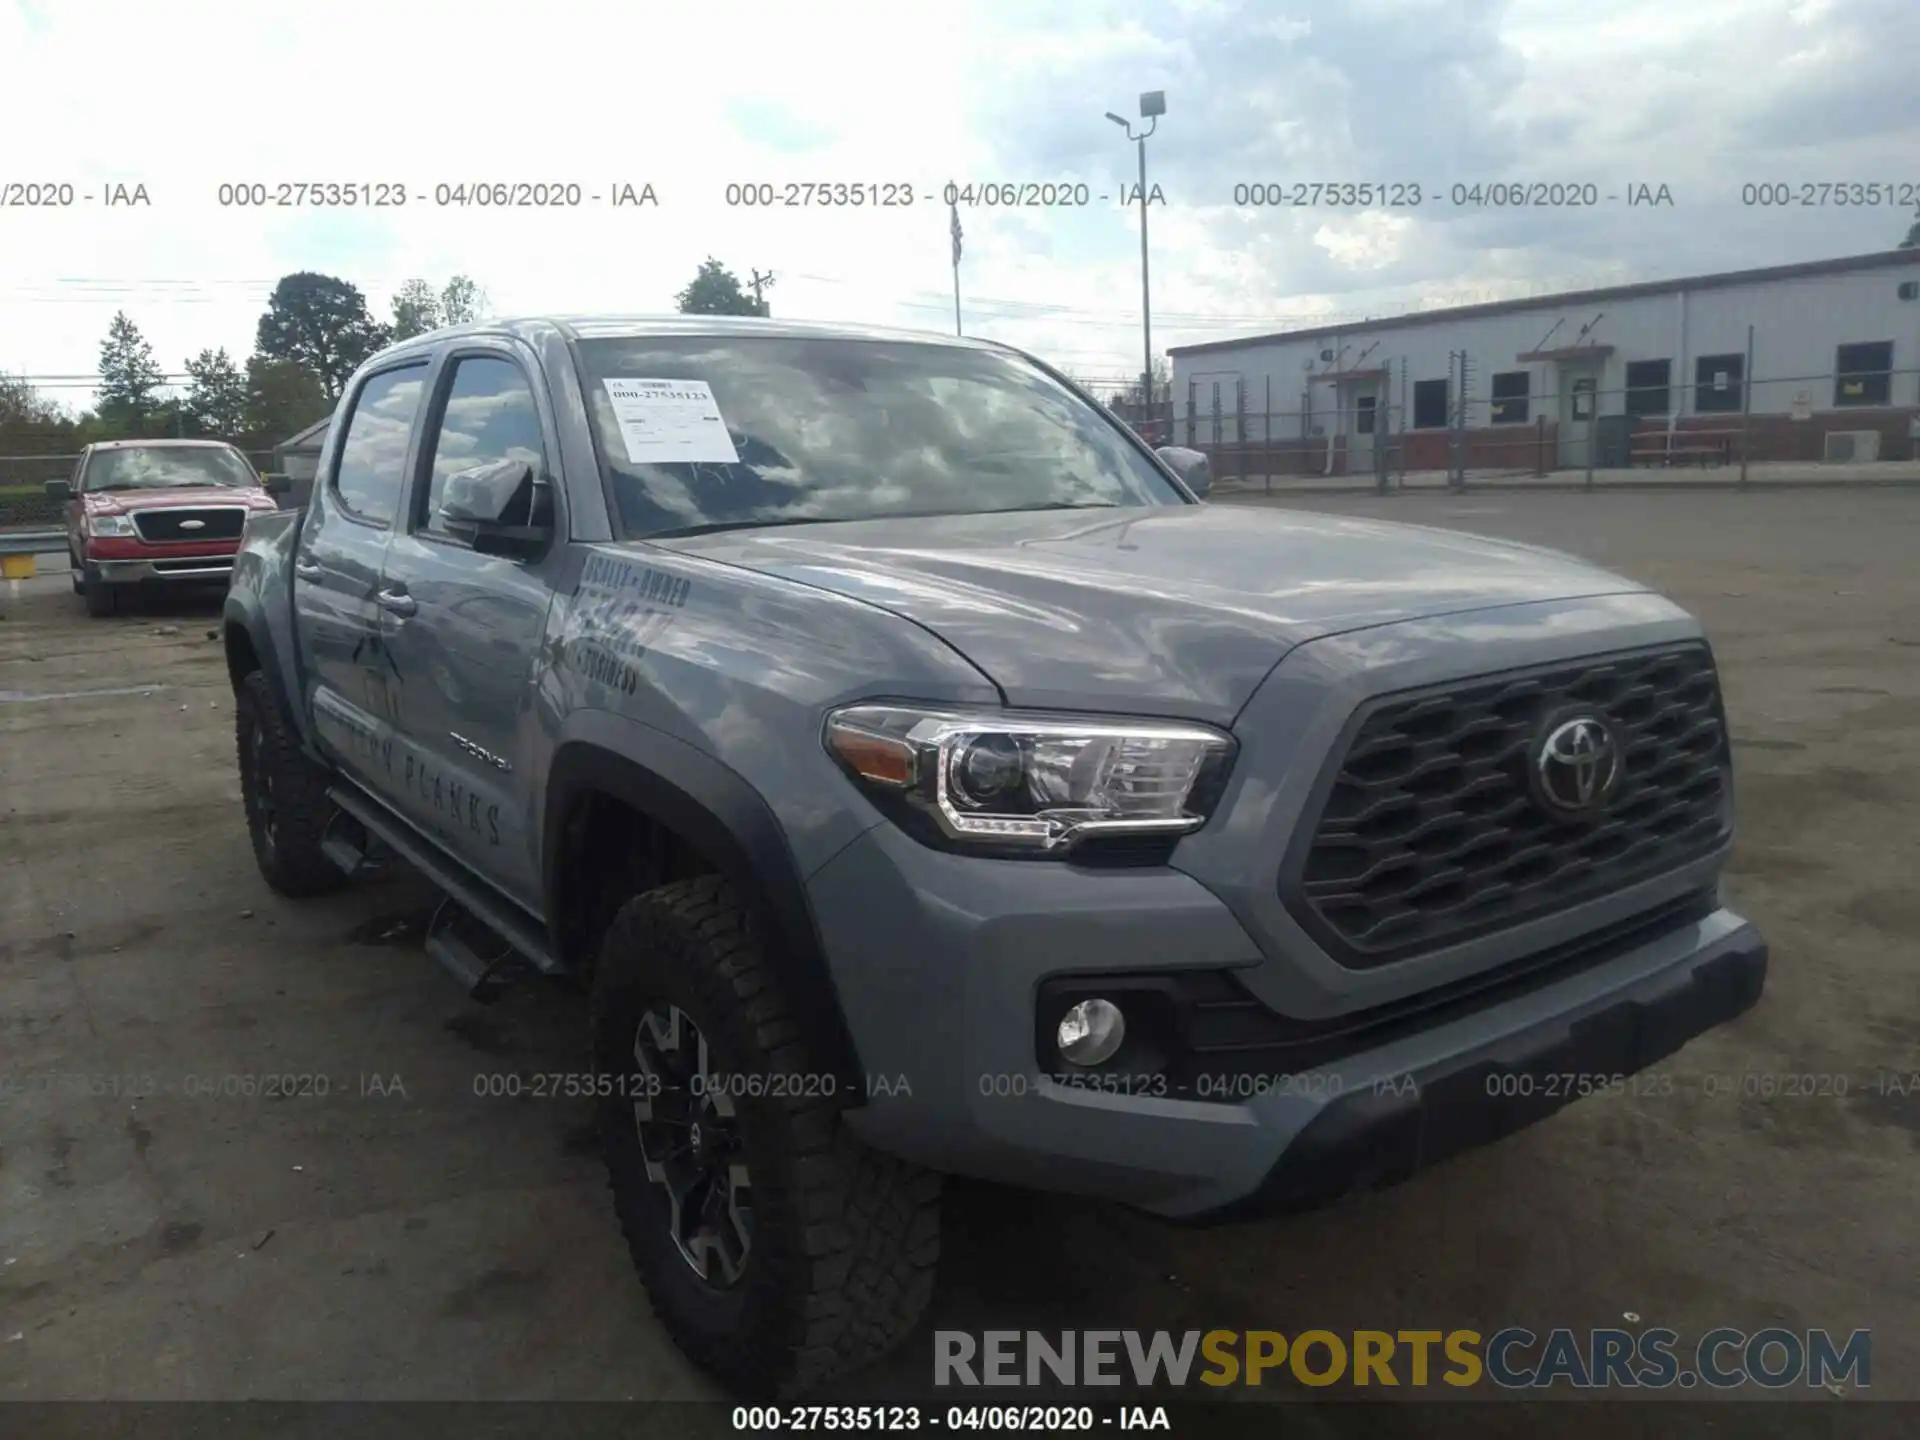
[575,336,1185,538]
[82,446,258,493]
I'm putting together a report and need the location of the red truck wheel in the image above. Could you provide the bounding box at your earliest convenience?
[83,574,119,616]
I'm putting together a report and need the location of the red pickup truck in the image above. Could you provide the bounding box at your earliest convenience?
[48,440,289,616]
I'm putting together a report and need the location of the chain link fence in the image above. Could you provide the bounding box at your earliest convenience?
[1177,354,1920,493]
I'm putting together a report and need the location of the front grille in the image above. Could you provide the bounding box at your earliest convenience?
[131,507,246,543]
[1281,643,1730,967]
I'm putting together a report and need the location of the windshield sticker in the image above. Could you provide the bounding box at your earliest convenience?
[603,378,742,466]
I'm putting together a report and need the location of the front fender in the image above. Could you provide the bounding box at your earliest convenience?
[225,510,313,749]
[544,712,866,1088]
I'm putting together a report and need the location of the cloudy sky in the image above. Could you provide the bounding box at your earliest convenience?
[3,0,1916,407]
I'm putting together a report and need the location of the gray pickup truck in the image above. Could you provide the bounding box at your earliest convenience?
[222,315,1767,1397]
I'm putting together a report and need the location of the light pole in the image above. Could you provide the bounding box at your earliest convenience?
[1107,91,1163,437]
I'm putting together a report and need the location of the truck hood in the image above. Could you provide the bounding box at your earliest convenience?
[655,504,1648,722]
[84,486,273,514]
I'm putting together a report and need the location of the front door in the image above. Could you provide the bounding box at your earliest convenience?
[1557,363,1602,468]
[1348,381,1379,475]
[294,362,430,799]
[375,347,559,908]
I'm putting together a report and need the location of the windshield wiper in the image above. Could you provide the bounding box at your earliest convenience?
[646,515,848,539]
[90,481,220,492]
[968,501,1122,516]
[648,502,1121,539]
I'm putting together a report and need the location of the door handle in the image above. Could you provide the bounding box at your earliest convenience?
[293,559,323,582]
[376,588,417,618]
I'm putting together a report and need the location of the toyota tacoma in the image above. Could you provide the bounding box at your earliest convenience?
[220,316,1768,1397]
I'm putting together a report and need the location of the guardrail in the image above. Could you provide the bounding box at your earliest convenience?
[0,527,64,557]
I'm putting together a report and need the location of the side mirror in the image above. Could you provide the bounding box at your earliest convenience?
[438,458,551,559]
[261,473,292,499]
[45,479,72,502]
[1156,445,1211,499]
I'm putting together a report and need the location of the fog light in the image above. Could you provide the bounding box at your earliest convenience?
[1056,999,1126,1067]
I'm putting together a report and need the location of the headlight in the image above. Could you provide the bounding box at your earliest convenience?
[87,513,137,537]
[823,703,1236,856]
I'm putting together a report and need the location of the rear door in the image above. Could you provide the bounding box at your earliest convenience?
[373,343,562,907]
[293,361,431,800]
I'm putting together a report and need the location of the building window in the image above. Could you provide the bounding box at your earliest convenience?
[1355,394,1377,435]
[1570,377,1596,420]
[1490,370,1529,424]
[1694,354,1744,413]
[1412,377,1449,429]
[1624,359,1671,417]
[1834,341,1892,407]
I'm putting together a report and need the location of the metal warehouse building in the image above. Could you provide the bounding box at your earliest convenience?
[1167,248,1920,481]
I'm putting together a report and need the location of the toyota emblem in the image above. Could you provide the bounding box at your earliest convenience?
[1530,712,1622,820]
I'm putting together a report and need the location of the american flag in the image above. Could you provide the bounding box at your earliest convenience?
[950,202,963,268]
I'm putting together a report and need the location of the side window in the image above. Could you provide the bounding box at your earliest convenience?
[333,365,428,526]
[419,356,546,537]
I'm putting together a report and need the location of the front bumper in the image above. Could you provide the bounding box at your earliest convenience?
[810,822,1766,1220]
[90,555,235,583]
[1200,928,1766,1220]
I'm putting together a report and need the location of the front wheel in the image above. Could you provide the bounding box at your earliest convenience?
[82,571,119,616]
[591,876,942,1398]
[234,670,345,897]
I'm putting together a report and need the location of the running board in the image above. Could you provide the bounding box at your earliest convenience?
[319,809,391,879]
[425,896,534,1003]
[326,784,559,980]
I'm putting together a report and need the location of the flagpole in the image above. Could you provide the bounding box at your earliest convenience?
[953,265,962,336]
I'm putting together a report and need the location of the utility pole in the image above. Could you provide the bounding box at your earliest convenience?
[1107,91,1164,438]
[950,201,964,336]
[1137,130,1152,422]
[748,269,775,317]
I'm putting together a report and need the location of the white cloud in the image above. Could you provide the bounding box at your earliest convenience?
[1312,212,1414,271]
[1,0,1916,413]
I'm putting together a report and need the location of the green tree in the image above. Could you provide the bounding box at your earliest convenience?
[255,272,390,400]
[183,347,249,436]
[390,278,442,341]
[389,274,489,341]
[676,258,768,316]
[0,372,65,428]
[440,275,486,325]
[1901,204,1920,248]
[0,373,78,454]
[97,311,167,431]
[243,356,329,441]
[1113,356,1171,407]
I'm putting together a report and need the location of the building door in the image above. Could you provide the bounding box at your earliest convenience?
[1348,382,1379,475]
[1557,362,1602,469]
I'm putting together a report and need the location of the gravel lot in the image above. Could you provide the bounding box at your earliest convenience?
[1,487,1915,1428]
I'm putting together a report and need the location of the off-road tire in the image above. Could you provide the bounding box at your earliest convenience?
[234,669,346,898]
[592,875,942,1398]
